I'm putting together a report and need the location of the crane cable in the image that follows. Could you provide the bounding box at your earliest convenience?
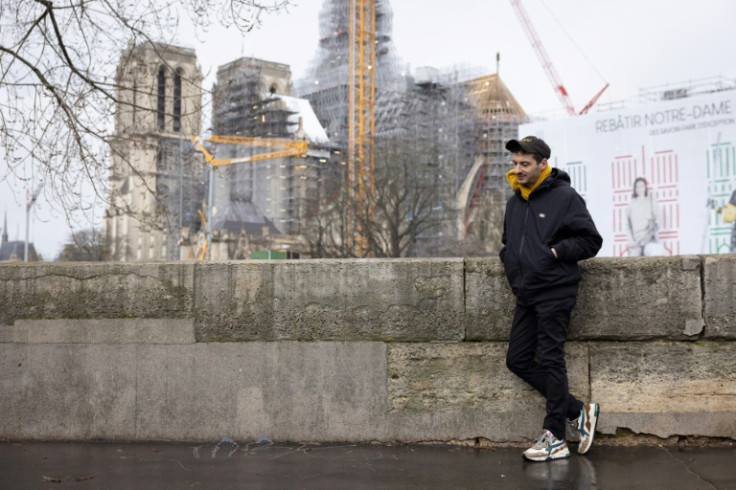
[539,0,607,84]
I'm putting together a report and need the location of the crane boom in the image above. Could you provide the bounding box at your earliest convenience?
[186,134,309,260]
[578,82,609,115]
[510,0,609,116]
[189,134,308,167]
[509,0,576,116]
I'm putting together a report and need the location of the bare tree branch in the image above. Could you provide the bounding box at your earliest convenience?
[0,0,291,238]
[302,137,450,258]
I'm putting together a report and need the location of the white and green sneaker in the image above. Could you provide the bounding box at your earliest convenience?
[570,403,599,454]
[522,430,571,462]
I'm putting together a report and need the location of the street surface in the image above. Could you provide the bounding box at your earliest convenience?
[0,440,734,489]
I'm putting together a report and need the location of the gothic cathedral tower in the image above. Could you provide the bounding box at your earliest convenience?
[105,42,204,261]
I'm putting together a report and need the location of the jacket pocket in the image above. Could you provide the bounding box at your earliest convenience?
[524,244,566,286]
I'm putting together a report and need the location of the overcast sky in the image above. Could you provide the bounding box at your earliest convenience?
[3,0,736,260]
[185,0,736,114]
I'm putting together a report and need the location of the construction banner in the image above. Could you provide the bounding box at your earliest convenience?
[520,89,736,256]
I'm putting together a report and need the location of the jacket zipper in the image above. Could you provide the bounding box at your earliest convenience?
[519,201,530,254]
[518,201,530,292]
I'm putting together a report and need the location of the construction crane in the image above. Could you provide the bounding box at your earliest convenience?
[509,0,608,115]
[347,0,376,255]
[189,135,307,167]
[188,134,309,259]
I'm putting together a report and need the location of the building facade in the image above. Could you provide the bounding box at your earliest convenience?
[208,57,342,257]
[0,212,39,262]
[105,42,205,261]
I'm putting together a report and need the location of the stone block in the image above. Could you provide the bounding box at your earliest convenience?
[387,342,589,411]
[193,262,275,341]
[465,256,703,341]
[0,262,194,325]
[135,342,388,442]
[591,341,736,438]
[573,256,703,340]
[385,342,589,442]
[464,258,514,341]
[0,344,137,440]
[703,254,736,338]
[270,259,465,341]
[135,344,239,440]
[2,341,389,442]
[600,412,736,440]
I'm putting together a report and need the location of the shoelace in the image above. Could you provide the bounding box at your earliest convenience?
[536,430,556,446]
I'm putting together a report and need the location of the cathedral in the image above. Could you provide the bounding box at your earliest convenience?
[104,42,205,261]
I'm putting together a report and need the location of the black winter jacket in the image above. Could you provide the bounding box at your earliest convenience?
[499,168,602,305]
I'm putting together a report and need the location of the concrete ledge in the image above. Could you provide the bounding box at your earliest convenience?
[0,257,709,342]
[0,319,195,344]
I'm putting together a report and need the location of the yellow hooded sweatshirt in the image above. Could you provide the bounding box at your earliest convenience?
[506,165,552,201]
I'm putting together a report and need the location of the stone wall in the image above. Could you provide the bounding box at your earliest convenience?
[1,255,734,443]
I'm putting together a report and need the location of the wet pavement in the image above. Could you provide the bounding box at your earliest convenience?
[0,440,734,489]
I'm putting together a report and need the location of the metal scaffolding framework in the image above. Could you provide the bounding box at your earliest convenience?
[297,0,529,256]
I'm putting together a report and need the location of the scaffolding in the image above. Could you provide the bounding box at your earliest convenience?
[296,0,529,256]
[207,56,341,259]
[296,0,406,146]
[638,76,736,104]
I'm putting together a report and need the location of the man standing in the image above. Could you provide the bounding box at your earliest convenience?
[500,136,603,462]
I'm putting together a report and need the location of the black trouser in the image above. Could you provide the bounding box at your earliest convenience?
[505,295,584,441]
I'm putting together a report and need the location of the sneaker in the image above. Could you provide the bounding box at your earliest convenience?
[570,403,599,454]
[522,430,571,462]
[566,416,580,442]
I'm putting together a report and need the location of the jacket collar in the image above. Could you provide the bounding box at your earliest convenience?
[506,164,553,201]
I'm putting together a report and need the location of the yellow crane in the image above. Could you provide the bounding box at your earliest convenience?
[188,134,309,259]
[348,0,376,255]
[189,134,308,167]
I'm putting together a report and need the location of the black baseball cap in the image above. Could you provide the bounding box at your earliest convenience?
[505,136,551,159]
